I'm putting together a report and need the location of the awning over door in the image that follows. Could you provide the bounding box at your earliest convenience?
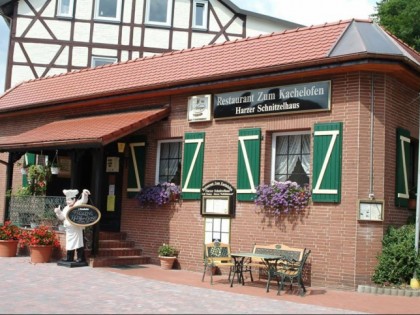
[0,107,170,151]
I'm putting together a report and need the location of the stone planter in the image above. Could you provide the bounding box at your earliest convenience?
[0,240,19,257]
[159,256,176,270]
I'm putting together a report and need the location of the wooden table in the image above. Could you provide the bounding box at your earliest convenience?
[230,252,285,292]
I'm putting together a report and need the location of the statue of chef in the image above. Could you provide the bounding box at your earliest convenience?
[54,188,90,264]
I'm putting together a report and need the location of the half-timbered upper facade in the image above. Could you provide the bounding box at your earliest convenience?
[0,0,301,89]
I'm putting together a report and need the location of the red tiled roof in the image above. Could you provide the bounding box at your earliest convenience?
[0,19,418,113]
[0,20,352,111]
[0,107,170,150]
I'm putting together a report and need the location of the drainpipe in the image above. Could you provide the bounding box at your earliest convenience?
[415,92,420,268]
[369,76,375,200]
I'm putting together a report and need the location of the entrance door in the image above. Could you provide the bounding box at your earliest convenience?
[99,145,124,232]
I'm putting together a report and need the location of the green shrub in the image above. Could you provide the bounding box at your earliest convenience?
[372,224,420,286]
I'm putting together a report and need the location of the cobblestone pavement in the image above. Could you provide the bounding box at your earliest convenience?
[0,257,363,314]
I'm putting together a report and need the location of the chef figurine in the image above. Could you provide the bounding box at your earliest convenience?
[54,188,90,264]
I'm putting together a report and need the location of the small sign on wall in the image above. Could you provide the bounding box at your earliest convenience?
[106,157,119,172]
[188,94,211,122]
[358,200,384,221]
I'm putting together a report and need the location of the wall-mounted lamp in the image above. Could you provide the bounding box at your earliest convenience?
[117,142,126,154]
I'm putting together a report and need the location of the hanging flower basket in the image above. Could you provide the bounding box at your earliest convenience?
[136,182,181,207]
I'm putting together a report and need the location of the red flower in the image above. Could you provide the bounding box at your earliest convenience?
[0,221,21,240]
[19,225,60,248]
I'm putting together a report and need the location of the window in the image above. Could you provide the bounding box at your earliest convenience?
[145,0,172,26]
[272,131,311,187]
[156,139,182,185]
[94,0,122,22]
[204,217,230,244]
[57,0,74,18]
[91,56,117,68]
[192,0,208,29]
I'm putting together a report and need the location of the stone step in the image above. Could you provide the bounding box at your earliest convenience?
[89,255,151,267]
[99,239,136,248]
[98,231,127,241]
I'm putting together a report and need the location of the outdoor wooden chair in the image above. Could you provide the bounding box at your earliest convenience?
[202,241,235,285]
[275,248,311,296]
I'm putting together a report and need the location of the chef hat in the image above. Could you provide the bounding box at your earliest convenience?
[63,189,79,199]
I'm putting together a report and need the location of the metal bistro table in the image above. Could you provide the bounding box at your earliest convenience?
[230,252,284,292]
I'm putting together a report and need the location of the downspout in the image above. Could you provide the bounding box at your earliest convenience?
[369,76,375,199]
[415,92,420,277]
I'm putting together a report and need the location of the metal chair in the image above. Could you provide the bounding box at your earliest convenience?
[202,241,234,285]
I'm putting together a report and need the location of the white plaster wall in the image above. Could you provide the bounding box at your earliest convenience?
[92,24,120,45]
[15,18,32,37]
[26,20,53,39]
[121,51,129,61]
[191,33,217,48]
[225,17,243,34]
[47,21,72,41]
[122,26,131,46]
[92,48,118,57]
[246,18,291,37]
[23,43,62,64]
[74,23,91,42]
[172,31,189,50]
[55,47,69,65]
[75,0,93,20]
[134,0,145,24]
[12,44,26,63]
[11,66,35,86]
[43,0,56,17]
[17,0,35,16]
[44,67,68,77]
[210,2,232,32]
[144,28,170,49]
[173,0,190,29]
[122,0,133,24]
[133,28,142,46]
[72,46,89,67]
[132,51,140,59]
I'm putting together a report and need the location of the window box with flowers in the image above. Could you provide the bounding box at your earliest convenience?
[254,181,312,215]
[0,221,22,257]
[19,225,61,263]
[136,182,181,207]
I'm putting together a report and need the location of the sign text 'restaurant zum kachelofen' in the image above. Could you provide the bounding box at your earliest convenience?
[213,81,331,119]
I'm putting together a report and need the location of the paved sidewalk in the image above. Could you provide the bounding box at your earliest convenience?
[0,257,418,314]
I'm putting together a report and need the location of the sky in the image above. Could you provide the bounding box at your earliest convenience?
[0,0,377,93]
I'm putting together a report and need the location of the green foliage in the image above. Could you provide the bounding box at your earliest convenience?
[158,243,177,257]
[373,0,420,51]
[372,224,420,285]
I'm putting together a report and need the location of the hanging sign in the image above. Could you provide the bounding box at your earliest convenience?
[201,180,236,216]
[66,204,101,227]
[214,80,331,119]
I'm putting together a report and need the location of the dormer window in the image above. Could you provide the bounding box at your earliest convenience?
[193,0,208,30]
[94,0,122,22]
[145,0,173,27]
[56,0,74,18]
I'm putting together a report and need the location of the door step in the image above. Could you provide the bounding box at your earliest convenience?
[87,231,150,268]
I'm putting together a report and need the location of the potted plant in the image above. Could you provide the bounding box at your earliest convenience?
[408,186,417,210]
[136,182,181,207]
[19,225,60,263]
[158,243,177,269]
[254,180,311,215]
[0,221,21,257]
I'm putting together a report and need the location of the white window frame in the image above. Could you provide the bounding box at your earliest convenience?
[94,0,122,22]
[204,217,230,244]
[192,0,208,30]
[56,0,74,18]
[145,0,173,27]
[271,131,311,184]
[155,139,182,184]
[91,56,117,68]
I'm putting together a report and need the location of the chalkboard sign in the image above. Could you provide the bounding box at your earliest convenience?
[66,204,101,227]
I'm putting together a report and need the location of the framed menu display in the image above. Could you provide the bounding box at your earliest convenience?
[201,180,235,217]
[358,200,384,221]
[188,95,211,122]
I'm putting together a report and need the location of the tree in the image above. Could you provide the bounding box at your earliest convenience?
[372,0,420,52]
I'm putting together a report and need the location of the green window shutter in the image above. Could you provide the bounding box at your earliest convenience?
[22,153,36,187]
[127,139,146,198]
[237,128,261,201]
[312,122,343,203]
[182,132,205,200]
[395,127,411,207]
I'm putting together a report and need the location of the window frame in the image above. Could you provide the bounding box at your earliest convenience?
[155,139,182,185]
[271,130,311,185]
[91,56,118,68]
[204,217,230,244]
[56,0,75,18]
[192,0,208,30]
[94,0,122,22]
[145,0,173,27]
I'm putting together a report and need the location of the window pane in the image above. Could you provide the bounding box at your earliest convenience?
[158,141,182,184]
[195,3,204,26]
[59,0,71,15]
[149,0,168,23]
[98,0,117,18]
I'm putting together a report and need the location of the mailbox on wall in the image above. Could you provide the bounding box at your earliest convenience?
[201,180,236,217]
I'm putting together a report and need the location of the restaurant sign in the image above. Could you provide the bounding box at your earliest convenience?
[213,81,331,119]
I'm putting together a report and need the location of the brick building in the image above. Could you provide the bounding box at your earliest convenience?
[0,19,419,290]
